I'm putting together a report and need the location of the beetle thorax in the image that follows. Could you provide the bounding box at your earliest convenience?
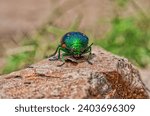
[70,40,84,54]
[61,32,89,56]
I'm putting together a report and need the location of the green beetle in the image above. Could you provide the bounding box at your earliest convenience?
[49,32,93,66]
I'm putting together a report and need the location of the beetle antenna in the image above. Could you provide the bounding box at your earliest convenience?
[89,43,93,47]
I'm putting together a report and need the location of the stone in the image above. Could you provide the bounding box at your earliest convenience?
[0,46,149,99]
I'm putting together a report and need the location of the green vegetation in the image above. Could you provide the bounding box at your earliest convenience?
[95,0,150,67]
[3,52,34,74]
[95,16,150,67]
[115,0,129,7]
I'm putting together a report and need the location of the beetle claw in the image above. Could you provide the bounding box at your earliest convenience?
[87,59,93,65]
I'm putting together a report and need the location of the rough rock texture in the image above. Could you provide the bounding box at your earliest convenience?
[0,46,149,99]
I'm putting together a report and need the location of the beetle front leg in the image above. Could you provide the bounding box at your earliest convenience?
[49,45,61,61]
[87,46,93,65]
[83,43,93,65]
[57,52,71,67]
[49,45,61,57]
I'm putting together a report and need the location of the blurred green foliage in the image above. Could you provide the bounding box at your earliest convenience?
[3,52,34,74]
[95,0,150,67]
[95,16,150,67]
[115,0,129,7]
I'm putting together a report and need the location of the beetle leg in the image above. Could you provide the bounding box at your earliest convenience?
[58,47,68,59]
[50,45,62,57]
[49,45,66,61]
[82,43,93,65]
[87,59,93,65]
[49,45,61,61]
[87,43,93,54]
[58,47,61,59]
[88,45,92,55]
[82,43,93,54]
[87,46,93,65]
[57,52,71,67]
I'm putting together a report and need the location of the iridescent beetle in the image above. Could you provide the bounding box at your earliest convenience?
[49,32,93,66]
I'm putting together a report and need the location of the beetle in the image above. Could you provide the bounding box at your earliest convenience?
[49,32,93,66]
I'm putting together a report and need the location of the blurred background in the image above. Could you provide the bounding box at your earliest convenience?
[0,0,150,87]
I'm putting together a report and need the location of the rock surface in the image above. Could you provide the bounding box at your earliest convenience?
[0,46,149,99]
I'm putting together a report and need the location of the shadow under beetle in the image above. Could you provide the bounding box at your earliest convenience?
[49,32,93,66]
